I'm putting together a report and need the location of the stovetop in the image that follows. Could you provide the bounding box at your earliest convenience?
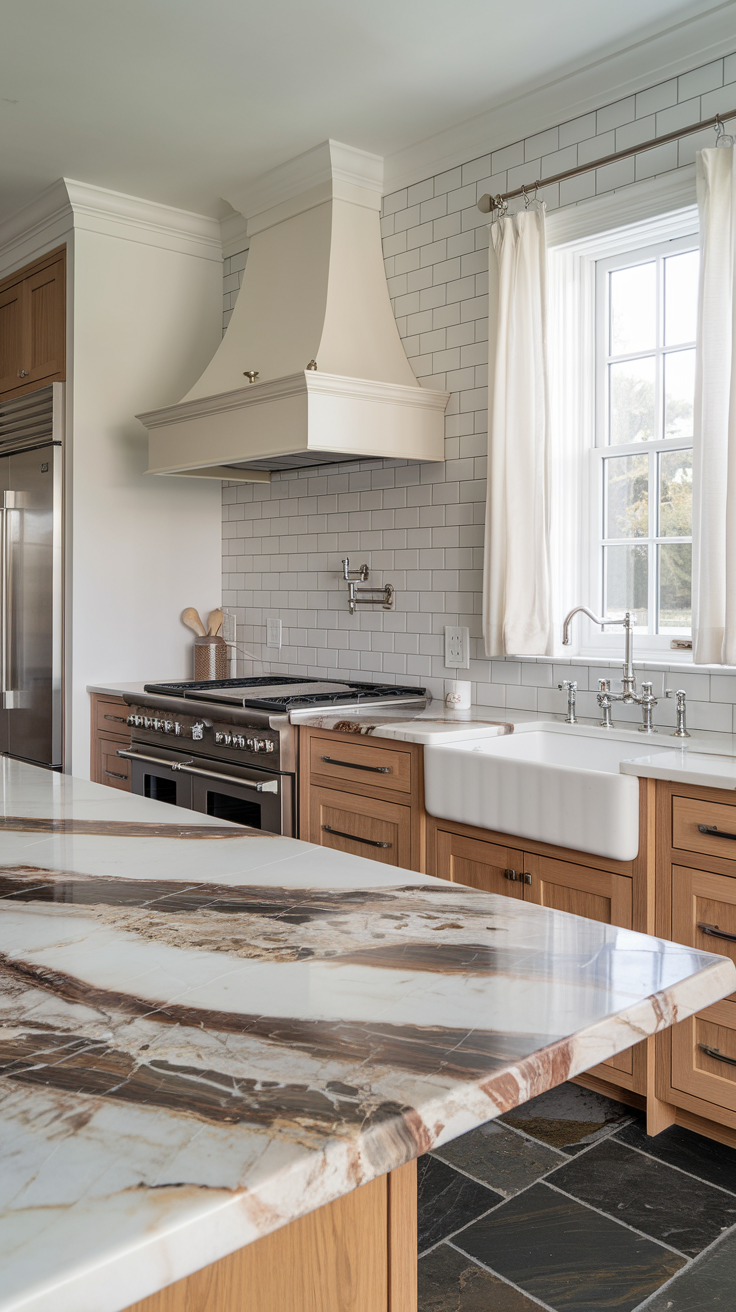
[143,676,427,712]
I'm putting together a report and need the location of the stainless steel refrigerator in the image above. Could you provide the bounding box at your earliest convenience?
[0,385,62,769]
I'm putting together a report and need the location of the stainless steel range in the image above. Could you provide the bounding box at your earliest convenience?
[119,677,427,835]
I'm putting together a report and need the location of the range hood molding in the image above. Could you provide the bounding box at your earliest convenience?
[138,141,449,479]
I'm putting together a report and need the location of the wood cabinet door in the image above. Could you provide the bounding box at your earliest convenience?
[24,259,65,386]
[0,280,24,394]
[525,854,635,1079]
[309,786,412,867]
[523,854,633,926]
[434,829,524,898]
[672,864,736,1004]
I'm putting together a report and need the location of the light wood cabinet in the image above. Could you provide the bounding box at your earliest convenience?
[657,781,736,1142]
[299,728,425,871]
[0,247,66,401]
[90,693,132,791]
[309,784,413,868]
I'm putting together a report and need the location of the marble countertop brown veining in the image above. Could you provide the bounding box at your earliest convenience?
[0,758,733,1312]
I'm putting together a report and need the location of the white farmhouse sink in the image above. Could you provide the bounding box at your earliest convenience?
[424,727,640,861]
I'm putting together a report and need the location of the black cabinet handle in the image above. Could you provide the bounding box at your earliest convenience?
[321,755,391,774]
[322,824,390,849]
[104,769,127,780]
[699,1044,736,1069]
[698,824,736,841]
[103,713,127,723]
[697,922,736,944]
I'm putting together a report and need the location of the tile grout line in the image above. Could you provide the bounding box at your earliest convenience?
[542,1179,690,1259]
[444,1237,559,1312]
[610,1130,736,1199]
[628,1217,736,1312]
[418,1197,510,1259]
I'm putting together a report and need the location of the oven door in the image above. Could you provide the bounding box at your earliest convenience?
[119,745,293,835]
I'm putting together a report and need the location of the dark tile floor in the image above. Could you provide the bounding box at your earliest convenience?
[418,1082,736,1311]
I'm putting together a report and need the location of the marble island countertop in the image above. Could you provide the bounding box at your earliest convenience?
[1,762,735,1312]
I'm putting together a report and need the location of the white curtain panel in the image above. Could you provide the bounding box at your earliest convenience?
[483,208,553,657]
[693,147,736,665]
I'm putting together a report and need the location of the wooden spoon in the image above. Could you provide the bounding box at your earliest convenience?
[182,607,206,637]
[207,608,223,637]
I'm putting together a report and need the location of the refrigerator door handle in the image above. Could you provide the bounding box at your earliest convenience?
[2,492,17,710]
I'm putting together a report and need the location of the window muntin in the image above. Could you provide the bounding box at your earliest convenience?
[593,237,697,638]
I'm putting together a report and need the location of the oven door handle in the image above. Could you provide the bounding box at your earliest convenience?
[117,749,279,793]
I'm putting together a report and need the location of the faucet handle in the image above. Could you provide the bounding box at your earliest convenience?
[557,680,577,691]
[597,678,611,693]
[665,687,686,702]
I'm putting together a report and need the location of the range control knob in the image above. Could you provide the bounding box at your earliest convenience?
[232,735,246,749]
[162,720,174,734]
[263,740,276,753]
[191,722,205,741]
[143,716,153,730]
[246,737,256,751]
[172,722,182,736]
[215,731,233,746]
[126,714,140,727]
[152,719,162,731]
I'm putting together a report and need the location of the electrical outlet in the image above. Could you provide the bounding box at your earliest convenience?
[266,618,282,649]
[444,625,469,669]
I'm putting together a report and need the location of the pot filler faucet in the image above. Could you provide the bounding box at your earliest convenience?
[561,606,689,736]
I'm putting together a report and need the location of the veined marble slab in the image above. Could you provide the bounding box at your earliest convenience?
[0,760,734,1312]
[290,703,514,743]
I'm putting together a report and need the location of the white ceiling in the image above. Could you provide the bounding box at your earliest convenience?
[0,0,732,224]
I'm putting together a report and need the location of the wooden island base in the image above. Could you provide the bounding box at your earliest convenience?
[124,1161,417,1312]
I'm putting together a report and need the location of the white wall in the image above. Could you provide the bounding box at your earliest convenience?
[68,224,223,773]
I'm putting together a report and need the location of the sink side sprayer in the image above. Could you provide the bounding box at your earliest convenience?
[561,606,690,736]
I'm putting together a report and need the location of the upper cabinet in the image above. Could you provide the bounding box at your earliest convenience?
[0,247,66,400]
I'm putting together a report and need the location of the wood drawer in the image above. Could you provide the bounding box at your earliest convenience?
[309,786,412,867]
[95,698,130,735]
[97,734,132,791]
[309,736,411,794]
[672,864,736,1004]
[672,794,736,861]
[672,998,736,1115]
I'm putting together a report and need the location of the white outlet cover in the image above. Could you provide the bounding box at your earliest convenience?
[266,618,282,648]
[444,625,470,669]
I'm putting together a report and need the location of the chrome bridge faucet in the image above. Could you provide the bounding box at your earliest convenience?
[562,606,668,734]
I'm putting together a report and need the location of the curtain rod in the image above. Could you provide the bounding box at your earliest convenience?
[477,109,736,213]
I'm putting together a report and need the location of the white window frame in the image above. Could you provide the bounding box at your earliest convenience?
[590,234,696,644]
[546,182,698,661]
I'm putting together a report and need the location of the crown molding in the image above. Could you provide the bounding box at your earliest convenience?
[220,211,249,259]
[226,140,384,230]
[0,177,222,274]
[384,2,736,194]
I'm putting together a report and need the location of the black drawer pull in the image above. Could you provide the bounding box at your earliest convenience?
[104,769,127,780]
[697,922,736,944]
[698,824,736,841]
[321,755,391,774]
[103,713,127,723]
[322,824,391,849]
[699,1044,736,1069]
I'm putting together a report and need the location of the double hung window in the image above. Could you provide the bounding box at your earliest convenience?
[592,236,698,639]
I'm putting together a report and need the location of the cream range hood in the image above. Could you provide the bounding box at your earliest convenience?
[138,141,450,482]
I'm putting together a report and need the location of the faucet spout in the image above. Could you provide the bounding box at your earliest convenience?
[562,606,636,698]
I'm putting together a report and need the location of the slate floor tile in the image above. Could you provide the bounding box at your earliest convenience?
[500,1081,633,1152]
[453,1181,685,1312]
[417,1155,502,1254]
[615,1114,736,1196]
[644,1226,736,1309]
[550,1136,736,1256]
[418,1242,542,1311]
[432,1118,563,1196]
